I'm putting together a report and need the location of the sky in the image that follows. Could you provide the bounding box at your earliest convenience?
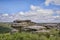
[0,0,60,23]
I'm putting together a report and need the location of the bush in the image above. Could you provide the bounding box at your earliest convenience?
[0,31,60,40]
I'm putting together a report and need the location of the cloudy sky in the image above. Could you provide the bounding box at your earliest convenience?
[0,0,60,23]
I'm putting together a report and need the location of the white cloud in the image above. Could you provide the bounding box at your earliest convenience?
[45,0,60,6]
[53,0,60,5]
[56,10,60,15]
[18,11,25,15]
[2,13,9,17]
[45,0,52,6]
[13,5,55,23]
[36,9,53,16]
[0,5,60,23]
[30,5,37,10]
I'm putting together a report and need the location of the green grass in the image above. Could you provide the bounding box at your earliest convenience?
[0,31,60,40]
[0,22,60,40]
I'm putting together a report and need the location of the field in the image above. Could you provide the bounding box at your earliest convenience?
[0,22,60,40]
[0,31,60,40]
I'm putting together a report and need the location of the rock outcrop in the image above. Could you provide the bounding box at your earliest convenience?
[11,20,60,32]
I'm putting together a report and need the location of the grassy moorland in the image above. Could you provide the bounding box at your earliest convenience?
[0,30,60,40]
[0,22,60,40]
[0,22,11,33]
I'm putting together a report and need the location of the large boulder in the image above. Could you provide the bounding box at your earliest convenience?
[11,20,36,32]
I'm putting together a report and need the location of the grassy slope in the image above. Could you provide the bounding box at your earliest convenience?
[0,22,60,40]
[0,22,12,33]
